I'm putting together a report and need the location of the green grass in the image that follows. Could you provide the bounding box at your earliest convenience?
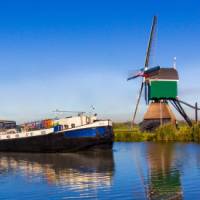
[113,122,200,142]
[113,122,156,142]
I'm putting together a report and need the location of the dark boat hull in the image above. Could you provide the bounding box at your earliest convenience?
[0,126,114,153]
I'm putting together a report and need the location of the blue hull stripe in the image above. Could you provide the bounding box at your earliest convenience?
[63,126,111,138]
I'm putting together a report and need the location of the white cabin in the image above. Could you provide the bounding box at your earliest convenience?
[54,115,97,129]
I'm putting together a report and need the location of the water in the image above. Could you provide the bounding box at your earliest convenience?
[1,142,200,200]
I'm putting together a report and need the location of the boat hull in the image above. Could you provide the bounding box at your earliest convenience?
[0,126,114,153]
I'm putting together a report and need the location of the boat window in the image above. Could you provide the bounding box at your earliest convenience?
[64,125,69,129]
[0,123,3,129]
[71,123,75,128]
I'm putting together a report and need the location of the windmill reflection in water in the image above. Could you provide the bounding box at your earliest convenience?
[146,143,183,200]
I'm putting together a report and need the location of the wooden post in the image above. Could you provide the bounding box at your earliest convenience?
[195,102,198,124]
[160,101,163,126]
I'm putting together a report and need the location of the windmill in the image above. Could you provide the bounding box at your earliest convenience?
[128,16,192,131]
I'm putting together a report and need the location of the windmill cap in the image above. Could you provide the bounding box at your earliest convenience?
[146,67,179,80]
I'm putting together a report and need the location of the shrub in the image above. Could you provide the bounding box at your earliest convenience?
[113,122,200,143]
[154,124,177,141]
[176,125,193,142]
[191,124,200,142]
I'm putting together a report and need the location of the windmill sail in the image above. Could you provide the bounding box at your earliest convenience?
[131,16,158,124]
[127,70,144,81]
[144,16,157,69]
[132,82,144,124]
[143,16,157,106]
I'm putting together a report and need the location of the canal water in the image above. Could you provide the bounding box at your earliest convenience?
[0,142,200,200]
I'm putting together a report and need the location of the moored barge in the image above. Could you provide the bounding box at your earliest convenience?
[0,114,113,152]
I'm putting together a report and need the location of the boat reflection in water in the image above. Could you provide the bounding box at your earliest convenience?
[0,150,114,190]
[146,143,183,200]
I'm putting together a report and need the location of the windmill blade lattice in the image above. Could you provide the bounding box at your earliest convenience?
[144,16,157,69]
[132,82,144,124]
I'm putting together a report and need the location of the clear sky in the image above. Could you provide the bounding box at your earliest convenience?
[0,0,200,122]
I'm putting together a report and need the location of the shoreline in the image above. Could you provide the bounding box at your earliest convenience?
[113,122,200,142]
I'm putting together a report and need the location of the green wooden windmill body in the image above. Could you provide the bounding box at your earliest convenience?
[149,81,177,99]
[147,67,179,100]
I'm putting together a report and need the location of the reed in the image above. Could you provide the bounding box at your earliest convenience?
[113,122,200,142]
[113,122,155,142]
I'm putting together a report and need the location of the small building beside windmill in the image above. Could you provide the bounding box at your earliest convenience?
[141,67,179,131]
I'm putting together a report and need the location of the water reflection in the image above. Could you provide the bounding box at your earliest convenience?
[2,143,200,199]
[0,150,114,190]
[146,143,183,200]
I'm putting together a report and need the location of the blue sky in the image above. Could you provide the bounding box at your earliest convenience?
[0,0,199,122]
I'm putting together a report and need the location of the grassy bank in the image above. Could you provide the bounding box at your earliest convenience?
[113,122,200,142]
